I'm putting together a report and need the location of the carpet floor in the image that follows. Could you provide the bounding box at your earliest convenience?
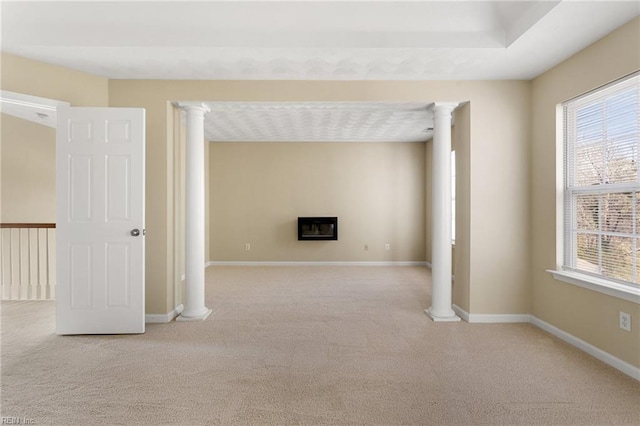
[1,266,639,425]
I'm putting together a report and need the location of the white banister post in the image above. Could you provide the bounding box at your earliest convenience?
[425,102,460,322]
[177,102,212,321]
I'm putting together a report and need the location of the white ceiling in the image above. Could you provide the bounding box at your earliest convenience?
[2,1,638,81]
[2,1,638,143]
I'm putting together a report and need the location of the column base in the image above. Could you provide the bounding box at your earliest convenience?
[425,308,461,322]
[176,308,212,322]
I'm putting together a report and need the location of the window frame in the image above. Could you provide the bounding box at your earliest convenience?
[548,72,640,304]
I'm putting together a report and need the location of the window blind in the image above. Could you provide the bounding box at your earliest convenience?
[563,73,640,286]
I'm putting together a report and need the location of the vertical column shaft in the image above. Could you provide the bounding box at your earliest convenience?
[426,103,460,322]
[178,103,212,321]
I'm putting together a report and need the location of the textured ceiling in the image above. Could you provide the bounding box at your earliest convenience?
[202,102,435,142]
[2,1,638,80]
[1,94,438,143]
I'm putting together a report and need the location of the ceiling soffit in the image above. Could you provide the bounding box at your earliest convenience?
[0,90,70,128]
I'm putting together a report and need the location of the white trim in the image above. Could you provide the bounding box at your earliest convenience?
[427,102,460,112]
[145,304,184,323]
[571,182,640,195]
[531,316,640,381]
[176,308,212,322]
[452,304,530,323]
[175,101,211,113]
[0,90,69,111]
[548,269,640,304]
[425,308,460,322]
[452,304,470,321]
[555,104,565,268]
[0,90,70,128]
[206,261,428,267]
[202,261,637,380]
[452,303,638,380]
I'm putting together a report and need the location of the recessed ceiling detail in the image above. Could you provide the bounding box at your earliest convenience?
[2,1,638,80]
[201,102,434,142]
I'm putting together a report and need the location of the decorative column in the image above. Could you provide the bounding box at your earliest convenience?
[177,102,212,321]
[425,102,460,322]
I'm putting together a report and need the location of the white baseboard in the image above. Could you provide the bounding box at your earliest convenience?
[452,304,530,323]
[452,305,638,380]
[145,304,183,324]
[193,263,639,380]
[452,304,470,322]
[530,316,640,381]
[207,261,428,267]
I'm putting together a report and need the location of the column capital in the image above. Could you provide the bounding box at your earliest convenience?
[428,102,459,115]
[176,102,211,114]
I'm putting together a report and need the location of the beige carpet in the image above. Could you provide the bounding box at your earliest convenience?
[1,266,639,425]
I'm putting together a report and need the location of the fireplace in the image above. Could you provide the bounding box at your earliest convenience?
[298,217,338,241]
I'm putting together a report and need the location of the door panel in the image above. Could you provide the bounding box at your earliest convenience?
[69,156,93,221]
[57,107,145,334]
[106,155,131,221]
[69,244,92,309]
[106,243,129,307]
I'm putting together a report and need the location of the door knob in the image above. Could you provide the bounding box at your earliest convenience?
[131,229,140,237]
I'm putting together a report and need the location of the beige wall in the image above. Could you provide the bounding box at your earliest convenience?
[453,104,471,312]
[108,79,530,315]
[0,51,532,318]
[425,139,433,264]
[1,20,636,371]
[168,105,186,308]
[0,53,109,224]
[209,142,425,261]
[1,53,532,318]
[531,17,640,367]
[1,114,56,222]
[205,137,210,264]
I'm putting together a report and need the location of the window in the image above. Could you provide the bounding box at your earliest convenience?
[451,150,456,244]
[562,73,640,289]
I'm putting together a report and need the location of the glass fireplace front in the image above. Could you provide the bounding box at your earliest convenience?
[298,217,338,241]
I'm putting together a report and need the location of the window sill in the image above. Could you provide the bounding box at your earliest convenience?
[547,270,640,304]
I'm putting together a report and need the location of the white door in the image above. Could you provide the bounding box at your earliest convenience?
[56,107,145,334]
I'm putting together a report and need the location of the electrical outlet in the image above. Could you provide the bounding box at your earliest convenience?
[364,244,369,251]
[385,244,390,251]
[619,312,631,332]
[245,243,251,251]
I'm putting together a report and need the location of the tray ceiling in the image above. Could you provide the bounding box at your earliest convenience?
[2,1,638,80]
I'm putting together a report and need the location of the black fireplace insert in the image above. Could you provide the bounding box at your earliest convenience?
[298,217,338,241]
